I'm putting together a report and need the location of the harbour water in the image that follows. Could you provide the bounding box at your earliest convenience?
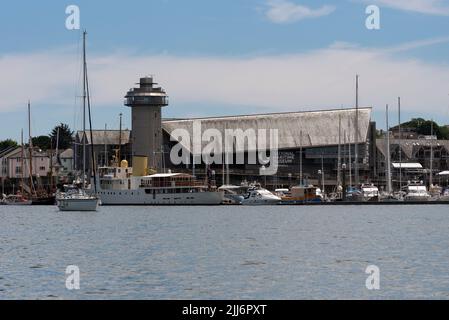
[1,205,449,300]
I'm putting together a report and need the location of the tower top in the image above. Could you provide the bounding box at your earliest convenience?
[124,76,169,107]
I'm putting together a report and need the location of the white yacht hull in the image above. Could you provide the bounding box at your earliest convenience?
[57,198,100,211]
[96,189,224,205]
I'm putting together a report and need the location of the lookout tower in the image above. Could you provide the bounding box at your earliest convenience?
[124,76,169,170]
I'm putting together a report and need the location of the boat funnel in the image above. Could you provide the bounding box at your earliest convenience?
[133,156,148,176]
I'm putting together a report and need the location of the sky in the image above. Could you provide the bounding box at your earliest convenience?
[1,0,449,140]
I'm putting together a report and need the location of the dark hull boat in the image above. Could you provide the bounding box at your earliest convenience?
[32,195,56,205]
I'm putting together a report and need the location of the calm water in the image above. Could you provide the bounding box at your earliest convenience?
[1,205,449,300]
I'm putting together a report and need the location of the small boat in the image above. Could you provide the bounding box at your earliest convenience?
[56,188,99,212]
[345,187,363,202]
[440,188,449,201]
[2,194,32,206]
[404,182,431,202]
[31,193,56,205]
[280,185,322,204]
[241,185,281,205]
[218,185,245,205]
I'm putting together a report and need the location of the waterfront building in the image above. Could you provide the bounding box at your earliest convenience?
[74,130,131,173]
[376,137,449,189]
[161,108,376,190]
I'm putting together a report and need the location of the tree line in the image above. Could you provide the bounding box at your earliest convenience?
[0,123,74,152]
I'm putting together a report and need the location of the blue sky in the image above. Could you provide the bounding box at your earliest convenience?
[1,0,449,140]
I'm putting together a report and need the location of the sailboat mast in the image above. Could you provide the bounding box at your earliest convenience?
[354,75,359,187]
[299,130,303,186]
[348,119,352,187]
[27,101,35,195]
[118,113,123,162]
[430,120,434,186]
[386,104,392,194]
[21,129,24,195]
[84,31,98,195]
[398,97,402,192]
[337,114,341,187]
[82,30,87,190]
[104,123,108,166]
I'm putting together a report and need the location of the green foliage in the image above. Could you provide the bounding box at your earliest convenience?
[50,123,74,150]
[0,139,18,152]
[400,118,449,139]
[32,136,51,150]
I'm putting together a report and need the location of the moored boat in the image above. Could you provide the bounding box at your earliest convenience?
[404,182,431,202]
[2,194,32,206]
[241,185,281,205]
[57,188,99,211]
[280,185,322,205]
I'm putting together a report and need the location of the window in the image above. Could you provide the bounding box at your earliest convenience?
[39,166,46,171]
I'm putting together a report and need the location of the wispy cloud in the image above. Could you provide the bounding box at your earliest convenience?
[1,37,449,120]
[265,0,336,24]
[360,0,449,16]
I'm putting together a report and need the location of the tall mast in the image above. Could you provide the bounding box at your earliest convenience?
[343,129,346,179]
[348,131,352,188]
[354,75,359,187]
[118,113,123,162]
[21,129,24,195]
[84,30,98,195]
[430,120,434,186]
[28,101,35,195]
[348,119,352,187]
[398,97,402,192]
[386,104,392,194]
[337,114,342,187]
[82,30,87,190]
[299,130,303,186]
[104,123,108,166]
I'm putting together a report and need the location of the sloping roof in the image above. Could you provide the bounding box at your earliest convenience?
[76,130,131,145]
[60,148,73,158]
[162,107,372,152]
[377,139,449,159]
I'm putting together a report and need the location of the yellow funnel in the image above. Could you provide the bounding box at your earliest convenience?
[133,156,148,176]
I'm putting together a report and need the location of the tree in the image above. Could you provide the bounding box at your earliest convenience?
[32,136,51,150]
[401,118,449,140]
[0,139,18,152]
[50,123,74,150]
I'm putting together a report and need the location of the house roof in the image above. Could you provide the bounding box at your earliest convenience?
[60,148,73,158]
[162,107,372,152]
[76,130,131,145]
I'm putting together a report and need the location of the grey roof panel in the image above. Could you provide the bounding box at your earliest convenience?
[162,108,372,152]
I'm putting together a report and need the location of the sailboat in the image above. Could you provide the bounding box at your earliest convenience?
[57,30,99,212]
[2,130,32,205]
